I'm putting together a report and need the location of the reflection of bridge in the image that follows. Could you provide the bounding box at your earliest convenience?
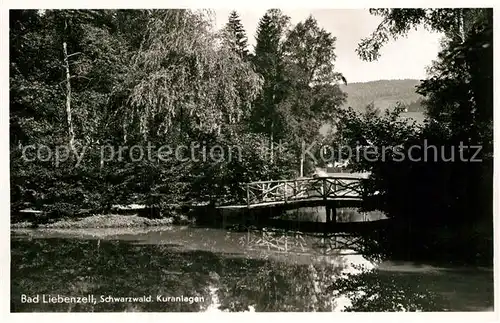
[238,228,381,260]
[219,173,372,224]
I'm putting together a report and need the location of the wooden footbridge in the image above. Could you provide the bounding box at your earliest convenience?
[219,173,372,220]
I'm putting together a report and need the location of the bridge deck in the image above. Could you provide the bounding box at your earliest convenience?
[218,196,364,210]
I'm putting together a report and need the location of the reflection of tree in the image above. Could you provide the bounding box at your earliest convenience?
[12,231,449,313]
[11,238,217,312]
[217,254,347,311]
[327,268,446,311]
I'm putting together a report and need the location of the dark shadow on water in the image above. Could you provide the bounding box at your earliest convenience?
[188,204,493,267]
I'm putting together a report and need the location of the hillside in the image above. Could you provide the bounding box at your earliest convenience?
[320,79,427,135]
[340,79,425,112]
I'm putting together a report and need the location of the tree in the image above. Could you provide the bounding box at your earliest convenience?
[252,9,290,163]
[10,9,138,213]
[340,9,493,263]
[121,9,262,141]
[280,16,346,176]
[356,9,486,62]
[223,10,249,59]
[10,9,271,215]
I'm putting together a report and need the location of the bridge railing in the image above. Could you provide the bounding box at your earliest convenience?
[242,176,367,207]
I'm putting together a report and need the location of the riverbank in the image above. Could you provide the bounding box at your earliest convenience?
[10,213,193,229]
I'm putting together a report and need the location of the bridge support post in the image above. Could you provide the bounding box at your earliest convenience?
[325,202,337,224]
[331,202,337,224]
[246,183,250,209]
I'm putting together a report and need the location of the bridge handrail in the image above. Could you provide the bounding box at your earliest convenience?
[232,175,371,208]
[242,174,370,186]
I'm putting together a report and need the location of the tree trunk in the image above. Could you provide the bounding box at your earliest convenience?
[270,121,274,164]
[270,92,275,164]
[300,154,304,177]
[458,10,465,41]
[63,42,75,153]
[299,136,305,177]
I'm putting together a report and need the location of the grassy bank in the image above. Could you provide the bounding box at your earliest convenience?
[10,213,193,229]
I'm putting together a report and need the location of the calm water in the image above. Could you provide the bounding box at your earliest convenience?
[11,225,493,312]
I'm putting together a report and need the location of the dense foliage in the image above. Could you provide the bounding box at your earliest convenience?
[334,8,493,262]
[10,9,346,217]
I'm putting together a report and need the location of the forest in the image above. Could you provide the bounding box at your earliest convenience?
[10,9,343,215]
[10,9,493,263]
[10,9,353,215]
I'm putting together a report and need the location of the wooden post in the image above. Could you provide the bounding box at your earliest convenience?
[246,183,250,209]
[283,180,287,203]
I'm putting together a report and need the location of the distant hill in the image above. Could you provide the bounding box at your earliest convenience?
[319,79,427,135]
[340,79,426,112]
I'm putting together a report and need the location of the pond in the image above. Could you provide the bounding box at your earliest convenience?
[11,225,493,312]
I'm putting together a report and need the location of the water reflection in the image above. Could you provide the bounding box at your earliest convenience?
[11,226,493,312]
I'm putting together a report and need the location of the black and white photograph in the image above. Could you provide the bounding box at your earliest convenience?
[6,4,497,315]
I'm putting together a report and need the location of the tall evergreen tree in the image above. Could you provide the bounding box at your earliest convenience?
[223,10,249,59]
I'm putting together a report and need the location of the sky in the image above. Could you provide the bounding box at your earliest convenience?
[213,9,443,83]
